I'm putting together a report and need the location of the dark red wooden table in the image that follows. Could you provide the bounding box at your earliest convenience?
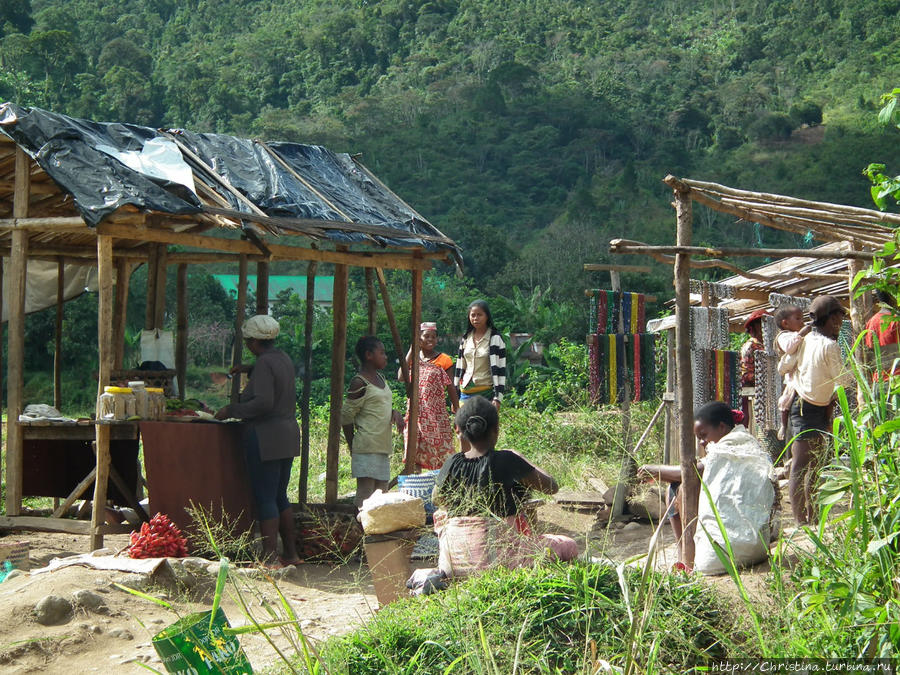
[140,421,255,540]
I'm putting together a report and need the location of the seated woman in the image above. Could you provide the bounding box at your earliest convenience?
[639,401,775,574]
[433,397,577,578]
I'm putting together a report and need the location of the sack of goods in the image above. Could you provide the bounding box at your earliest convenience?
[693,427,775,575]
[359,490,425,535]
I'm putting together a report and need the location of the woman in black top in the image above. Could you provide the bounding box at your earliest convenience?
[434,397,576,576]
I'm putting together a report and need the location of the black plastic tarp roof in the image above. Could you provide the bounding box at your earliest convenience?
[0,103,455,253]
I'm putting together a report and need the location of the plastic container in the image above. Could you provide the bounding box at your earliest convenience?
[121,387,137,419]
[147,388,166,420]
[98,386,132,420]
[128,381,149,419]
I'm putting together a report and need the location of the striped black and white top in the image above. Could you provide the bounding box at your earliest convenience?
[453,329,507,402]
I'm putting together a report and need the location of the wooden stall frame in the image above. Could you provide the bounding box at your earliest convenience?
[608,174,896,566]
[0,124,456,547]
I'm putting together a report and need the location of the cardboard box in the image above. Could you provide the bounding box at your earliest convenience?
[0,540,30,570]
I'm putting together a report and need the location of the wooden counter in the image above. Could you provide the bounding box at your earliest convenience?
[140,421,255,540]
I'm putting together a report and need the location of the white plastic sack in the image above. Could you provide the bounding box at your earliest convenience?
[359,490,425,535]
[141,329,175,368]
[694,426,775,575]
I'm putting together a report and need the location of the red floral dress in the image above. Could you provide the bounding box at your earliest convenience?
[404,356,455,470]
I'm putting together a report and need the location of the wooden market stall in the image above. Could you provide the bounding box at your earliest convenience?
[0,103,460,549]
[611,175,897,565]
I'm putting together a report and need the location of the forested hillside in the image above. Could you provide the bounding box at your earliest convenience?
[1,0,899,314]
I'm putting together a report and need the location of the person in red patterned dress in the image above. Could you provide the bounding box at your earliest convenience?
[400,322,461,471]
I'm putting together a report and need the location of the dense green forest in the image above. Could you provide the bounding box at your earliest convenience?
[1,0,899,402]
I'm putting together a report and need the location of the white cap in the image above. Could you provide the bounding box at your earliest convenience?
[242,314,280,340]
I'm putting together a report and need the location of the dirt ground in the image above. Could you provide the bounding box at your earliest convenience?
[0,499,788,674]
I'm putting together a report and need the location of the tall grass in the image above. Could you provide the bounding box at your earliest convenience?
[316,561,747,673]
[764,340,900,657]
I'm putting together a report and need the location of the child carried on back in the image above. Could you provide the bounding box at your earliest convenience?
[774,306,812,442]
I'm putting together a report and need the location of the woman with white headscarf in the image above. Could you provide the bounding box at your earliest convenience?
[216,315,301,567]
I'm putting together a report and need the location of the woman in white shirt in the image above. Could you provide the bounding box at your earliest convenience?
[789,295,848,525]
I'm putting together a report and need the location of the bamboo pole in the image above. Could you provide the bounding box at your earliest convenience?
[609,239,877,261]
[91,234,114,550]
[256,261,270,315]
[113,260,131,369]
[299,261,317,505]
[405,269,423,475]
[673,189,698,568]
[325,263,349,504]
[365,267,378,335]
[153,244,168,329]
[375,268,412,393]
[53,258,64,410]
[679,177,900,227]
[231,255,248,404]
[5,147,30,516]
[176,264,188,400]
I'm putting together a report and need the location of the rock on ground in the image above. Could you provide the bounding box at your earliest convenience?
[34,595,73,625]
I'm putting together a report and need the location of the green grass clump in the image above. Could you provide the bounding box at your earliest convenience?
[318,561,744,674]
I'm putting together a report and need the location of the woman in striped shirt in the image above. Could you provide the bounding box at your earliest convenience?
[454,300,507,450]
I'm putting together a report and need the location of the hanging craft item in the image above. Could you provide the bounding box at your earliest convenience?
[690,280,736,301]
[588,290,648,334]
[753,349,781,432]
[760,314,777,354]
[590,332,657,404]
[692,348,741,410]
[588,334,600,405]
[690,307,730,350]
[769,293,811,311]
[628,333,657,402]
[586,290,655,405]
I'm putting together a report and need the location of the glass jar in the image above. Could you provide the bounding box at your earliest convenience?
[146,388,166,420]
[128,381,149,419]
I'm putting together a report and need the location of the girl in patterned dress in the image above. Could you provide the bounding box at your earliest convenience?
[400,322,460,471]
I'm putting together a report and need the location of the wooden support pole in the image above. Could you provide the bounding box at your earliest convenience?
[144,245,158,331]
[673,189,698,568]
[298,261,317,505]
[153,244,168,329]
[365,267,378,336]
[610,271,634,520]
[5,147,30,516]
[375,268,411,393]
[231,255,248,404]
[176,264,188,400]
[113,260,131,369]
[256,261,270,314]
[54,258,64,410]
[325,263,349,504]
[405,269,423,475]
[91,234,115,550]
